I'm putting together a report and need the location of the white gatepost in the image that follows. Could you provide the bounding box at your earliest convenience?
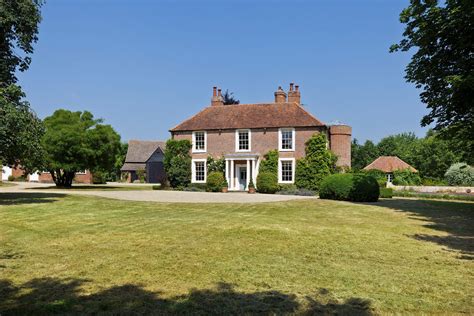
[246,159,250,189]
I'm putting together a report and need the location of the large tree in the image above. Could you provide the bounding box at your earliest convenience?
[0,84,44,172]
[351,139,379,170]
[222,89,240,105]
[391,0,474,161]
[42,109,121,187]
[0,0,43,85]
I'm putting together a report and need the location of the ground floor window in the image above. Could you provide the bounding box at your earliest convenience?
[278,158,295,183]
[192,159,206,183]
[387,173,393,183]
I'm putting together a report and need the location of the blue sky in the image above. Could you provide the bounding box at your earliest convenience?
[18,0,429,143]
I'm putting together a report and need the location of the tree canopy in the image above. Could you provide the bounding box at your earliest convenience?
[391,0,474,161]
[222,90,240,105]
[42,109,121,187]
[0,0,43,85]
[0,84,44,172]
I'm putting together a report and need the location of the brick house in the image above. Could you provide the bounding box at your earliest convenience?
[1,165,93,183]
[170,84,352,191]
[121,140,166,183]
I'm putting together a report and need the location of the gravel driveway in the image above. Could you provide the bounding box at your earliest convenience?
[0,182,315,203]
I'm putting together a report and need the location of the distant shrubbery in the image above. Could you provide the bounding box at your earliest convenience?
[392,169,421,186]
[92,171,106,184]
[319,173,379,202]
[295,133,337,191]
[164,139,192,188]
[206,171,225,192]
[256,171,279,194]
[276,184,315,196]
[379,187,393,198]
[445,163,474,186]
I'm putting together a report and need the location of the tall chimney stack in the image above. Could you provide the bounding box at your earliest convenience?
[211,86,224,106]
[274,86,287,103]
[287,82,301,104]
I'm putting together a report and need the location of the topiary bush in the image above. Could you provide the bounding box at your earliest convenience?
[164,139,192,188]
[445,163,474,186]
[319,173,379,202]
[8,175,15,181]
[256,171,279,194]
[206,171,225,192]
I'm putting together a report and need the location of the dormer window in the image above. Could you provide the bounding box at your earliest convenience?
[192,131,206,153]
[279,128,295,151]
[236,129,251,152]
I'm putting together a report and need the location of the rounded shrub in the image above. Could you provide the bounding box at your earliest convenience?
[445,163,474,186]
[256,171,279,194]
[319,173,379,202]
[206,171,225,192]
[8,175,15,182]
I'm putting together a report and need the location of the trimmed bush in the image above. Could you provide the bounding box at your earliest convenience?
[8,175,14,181]
[276,184,315,196]
[256,171,279,194]
[163,139,192,188]
[206,171,225,192]
[445,163,474,186]
[92,171,106,184]
[380,187,393,198]
[152,185,161,190]
[319,173,380,202]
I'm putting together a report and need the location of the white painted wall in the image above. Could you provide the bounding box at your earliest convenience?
[2,166,12,181]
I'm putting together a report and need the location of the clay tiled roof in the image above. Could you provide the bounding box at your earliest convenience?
[363,156,418,173]
[170,103,325,132]
[124,140,165,163]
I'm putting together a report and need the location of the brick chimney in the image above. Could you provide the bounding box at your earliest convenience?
[274,86,287,103]
[211,86,224,106]
[287,82,301,104]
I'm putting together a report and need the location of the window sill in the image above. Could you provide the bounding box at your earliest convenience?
[279,149,295,152]
[236,149,251,153]
[192,150,207,154]
[278,180,295,184]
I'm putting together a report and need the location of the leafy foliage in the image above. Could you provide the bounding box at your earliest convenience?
[319,173,380,202]
[391,0,474,161]
[295,133,337,191]
[163,139,192,188]
[136,169,146,183]
[42,109,121,187]
[259,150,278,174]
[351,139,379,170]
[444,163,474,186]
[0,0,43,85]
[380,188,393,198]
[0,84,44,174]
[207,156,225,174]
[222,89,240,105]
[206,171,225,192]
[392,169,422,186]
[256,171,279,194]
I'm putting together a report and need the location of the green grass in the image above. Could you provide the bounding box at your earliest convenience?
[30,184,153,191]
[394,190,474,201]
[0,182,16,187]
[0,194,472,314]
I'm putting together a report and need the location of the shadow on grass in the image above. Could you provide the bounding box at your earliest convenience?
[0,192,66,206]
[373,198,474,260]
[0,278,373,315]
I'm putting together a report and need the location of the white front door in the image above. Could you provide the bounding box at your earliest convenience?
[237,166,247,191]
[2,166,12,181]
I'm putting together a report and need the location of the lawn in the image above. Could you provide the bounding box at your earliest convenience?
[0,182,16,187]
[0,193,472,314]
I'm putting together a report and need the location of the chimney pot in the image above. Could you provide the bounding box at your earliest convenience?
[213,86,217,96]
[211,86,224,106]
[288,83,301,104]
[289,83,294,91]
[295,85,299,92]
[218,88,222,96]
[274,86,287,103]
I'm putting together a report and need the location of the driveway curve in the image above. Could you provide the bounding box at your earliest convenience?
[0,182,316,203]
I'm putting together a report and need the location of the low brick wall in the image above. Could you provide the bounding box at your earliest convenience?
[389,183,473,195]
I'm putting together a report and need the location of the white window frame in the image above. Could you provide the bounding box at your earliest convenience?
[278,158,295,184]
[235,129,251,152]
[191,159,207,183]
[279,128,295,152]
[192,131,207,153]
[76,170,87,175]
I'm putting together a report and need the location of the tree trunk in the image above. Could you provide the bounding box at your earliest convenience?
[52,170,75,188]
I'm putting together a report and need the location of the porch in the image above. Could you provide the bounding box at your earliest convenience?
[224,154,260,191]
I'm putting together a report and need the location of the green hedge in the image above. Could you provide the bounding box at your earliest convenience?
[256,171,279,194]
[206,171,225,192]
[380,187,393,198]
[319,173,380,202]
